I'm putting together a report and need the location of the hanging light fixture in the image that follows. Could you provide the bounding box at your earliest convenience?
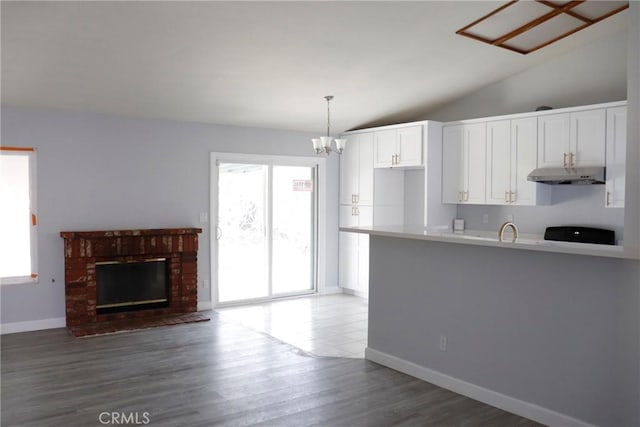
[312,95,346,155]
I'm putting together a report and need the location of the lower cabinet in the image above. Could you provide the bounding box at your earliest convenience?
[339,204,372,295]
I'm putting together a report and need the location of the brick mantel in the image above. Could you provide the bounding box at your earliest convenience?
[60,228,202,328]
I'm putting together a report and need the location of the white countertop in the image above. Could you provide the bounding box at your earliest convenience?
[339,225,634,259]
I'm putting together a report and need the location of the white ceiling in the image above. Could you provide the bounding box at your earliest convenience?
[0,1,628,133]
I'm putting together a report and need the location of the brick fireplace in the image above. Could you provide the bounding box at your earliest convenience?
[60,228,202,328]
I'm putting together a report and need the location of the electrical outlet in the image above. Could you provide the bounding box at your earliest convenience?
[507,214,514,222]
[203,279,210,289]
[482,214,489,224]
[439,335,447,351]
[199,212,209,223]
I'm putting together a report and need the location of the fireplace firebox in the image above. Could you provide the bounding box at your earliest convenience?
[96,258,169,314]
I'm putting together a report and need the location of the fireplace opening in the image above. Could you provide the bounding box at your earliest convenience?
[96,258,169,315]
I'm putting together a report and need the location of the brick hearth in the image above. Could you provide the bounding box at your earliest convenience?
[60,228,202,328]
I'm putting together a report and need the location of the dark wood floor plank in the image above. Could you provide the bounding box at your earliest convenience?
[1,311,543,427]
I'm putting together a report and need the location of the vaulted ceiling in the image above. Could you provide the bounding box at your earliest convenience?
[0,1,628,133]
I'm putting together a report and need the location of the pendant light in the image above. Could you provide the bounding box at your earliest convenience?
[312,95,346,155]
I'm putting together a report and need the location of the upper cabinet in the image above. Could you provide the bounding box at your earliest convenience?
[373,125,423,168]
[339,132,374,207]
[537,109,606,168]
[442,123,486,204]
[486,117,548,206]
[442,101,622,206]
[605,107,627,208]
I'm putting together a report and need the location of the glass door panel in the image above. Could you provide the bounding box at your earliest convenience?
[217,163,269,303]
[272,166,315,295]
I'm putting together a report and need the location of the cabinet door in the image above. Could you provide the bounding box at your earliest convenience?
[462,123,486,204]
[571,109,606,167]
[338,205,358,290]
[442,125,463,204]
[485,120,511,205]
[538,113,570,168]
[374,129,396,168]
[358,132,374,205]
[605,107,626,208]
[339,135,360,205]
[397,126,423,167]
[511,117,539,206]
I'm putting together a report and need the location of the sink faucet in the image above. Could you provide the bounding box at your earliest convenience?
[498,221,519,242]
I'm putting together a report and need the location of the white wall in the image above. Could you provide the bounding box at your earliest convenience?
[459,187,625,242]
[425,30,627,123]
[422,29,629,241]
[0,107,340,328]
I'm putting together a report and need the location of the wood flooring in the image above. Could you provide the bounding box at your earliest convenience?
[1,311,543,426]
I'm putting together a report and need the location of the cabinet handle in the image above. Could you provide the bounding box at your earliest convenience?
[563,153,568,168]
[505,191,509,203]
[570,152,575,168]
[356,194,359,204]
[606,191,611,206]
[464,191,469,202]
[510,191,515,203]
[355,207,359,216]
[458,191,462,202]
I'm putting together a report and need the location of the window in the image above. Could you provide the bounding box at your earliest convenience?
[0,147,37,284]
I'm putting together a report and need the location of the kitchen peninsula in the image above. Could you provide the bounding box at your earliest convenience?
[342,223,639,426]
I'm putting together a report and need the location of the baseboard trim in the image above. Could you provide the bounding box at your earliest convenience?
[365,347,595,427]
[340,287,368,298]
[198,301,213,311]
[1,317,66,335]
[318,286,344,295]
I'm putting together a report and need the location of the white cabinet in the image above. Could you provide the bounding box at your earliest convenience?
[339,131,374,295]
[605,107,627,208]
[339,132,373,205]
[442,123,486,204]
[374,125,422,168]
[538,109,606,168]
[373,130,396,168]
[397,126,423,167]
[338,205,372,294]
[486,118,547,206]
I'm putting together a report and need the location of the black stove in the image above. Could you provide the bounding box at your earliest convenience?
[544,226,615,245]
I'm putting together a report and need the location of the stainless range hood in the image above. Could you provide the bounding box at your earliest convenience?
[527,167,605,185]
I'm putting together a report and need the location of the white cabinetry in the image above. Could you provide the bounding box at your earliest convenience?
[442,123,486,204]
[374,125,422,168]
[605,107,627,208]
[338,205,372,294]
[538,109,606,168]
[340,132,373,205]
[339,131,374,295]
[486,117,547,206]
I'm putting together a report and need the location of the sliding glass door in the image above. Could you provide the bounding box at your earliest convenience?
[215,159,316,304]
